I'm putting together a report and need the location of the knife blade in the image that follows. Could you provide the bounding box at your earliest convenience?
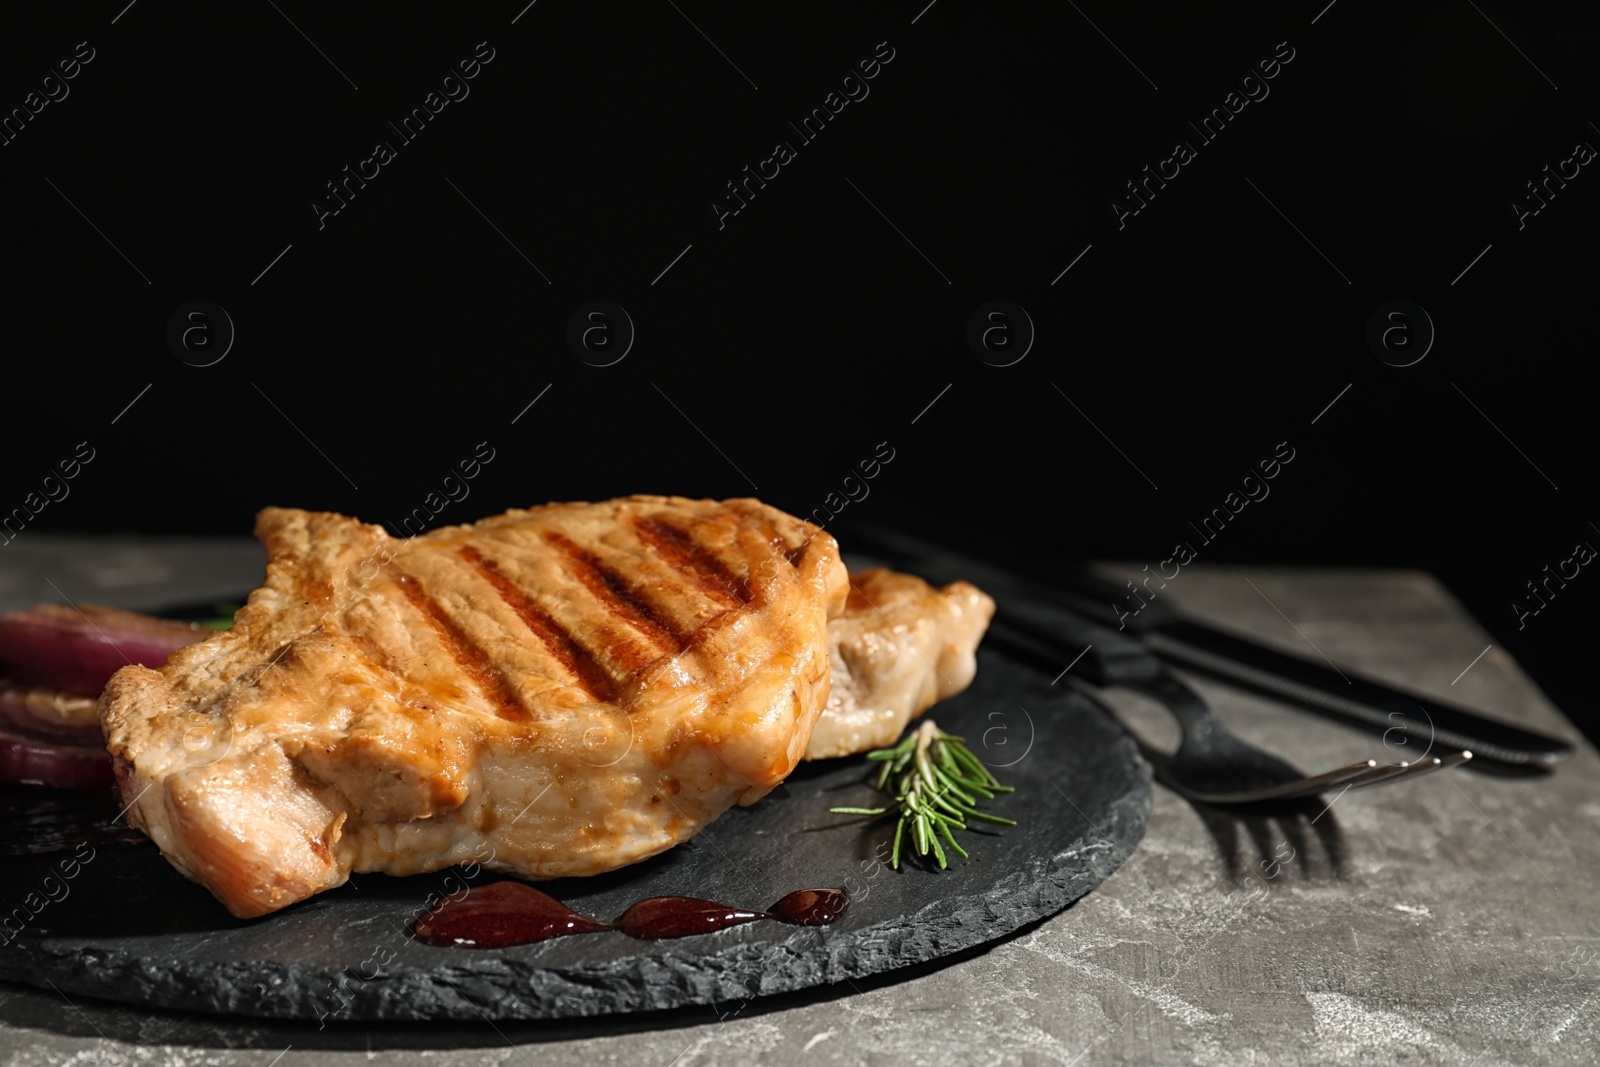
[838,523,1573,766]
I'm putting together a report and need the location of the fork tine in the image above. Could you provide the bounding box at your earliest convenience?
[1195,749,1476,804]
[1180,757,1380,805]
[1351,750,1472,790]
[1279,758,1388,794]
[1347,757,1438,790]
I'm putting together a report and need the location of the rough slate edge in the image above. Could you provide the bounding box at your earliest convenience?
[5,740,1149,1023]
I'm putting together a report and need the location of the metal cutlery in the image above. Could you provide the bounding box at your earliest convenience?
[1123,667,1472,804]
[1050,567,1569,766]
[991,574,1471,804]
[840,531,1476,805]
[840,522,1570,767]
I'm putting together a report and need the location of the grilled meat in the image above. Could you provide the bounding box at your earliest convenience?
[101,497,847,917]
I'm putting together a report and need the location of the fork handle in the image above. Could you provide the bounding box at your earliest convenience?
[1123,671,1217,738]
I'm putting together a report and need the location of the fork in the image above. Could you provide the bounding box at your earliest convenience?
[1117,668,1473,804]
[841,541,1474,806]
[988,612,1472,803]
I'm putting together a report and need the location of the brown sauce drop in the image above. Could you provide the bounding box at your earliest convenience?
[767,887,850,926]
[617,896,766,939]
[412,881,614,948]
[411,883,848,948]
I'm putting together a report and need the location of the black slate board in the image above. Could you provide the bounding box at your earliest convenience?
[0,648,1150,1021]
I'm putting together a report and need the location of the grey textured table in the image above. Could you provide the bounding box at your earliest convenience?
[2,538,1596,1066]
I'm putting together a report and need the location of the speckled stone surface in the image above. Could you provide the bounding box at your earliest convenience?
[2,542,1598,1064]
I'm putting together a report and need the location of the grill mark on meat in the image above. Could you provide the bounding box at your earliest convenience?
[682,606,741,653]
[539,531,691,649]
[457,546,621,699]
[385,567,530,722]
[351,632,402,680]
[726,500,803,573]
[633,517,752,605]
[471,536,661,677]
[730,499,790,547]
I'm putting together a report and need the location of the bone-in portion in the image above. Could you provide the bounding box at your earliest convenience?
[806,568,995,760]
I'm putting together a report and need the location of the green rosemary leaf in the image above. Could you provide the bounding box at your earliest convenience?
[952,776,996,800]
[950,745,996,781]
[933,767,978,806]
[914,746,938,791]
[939,819,968,859]
[965,809,1019,826]
[827,718,1017,871]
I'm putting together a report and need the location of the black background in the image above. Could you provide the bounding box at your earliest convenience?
[2,2,1596,743]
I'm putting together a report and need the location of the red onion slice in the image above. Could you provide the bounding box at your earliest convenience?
[0,603,212,695]
[0,679,103,745]
[0,725,112,792]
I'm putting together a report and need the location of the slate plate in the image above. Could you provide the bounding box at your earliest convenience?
[0,647,1150,1022]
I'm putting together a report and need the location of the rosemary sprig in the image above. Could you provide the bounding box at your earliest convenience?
[830,718,1016,870]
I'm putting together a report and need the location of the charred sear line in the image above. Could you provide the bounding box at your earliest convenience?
[540,530,691,649]
[385,565,530,721]
[633,517,752,605]
[458,546,620,700]
[682,607,741,654]
[351,632,403,680]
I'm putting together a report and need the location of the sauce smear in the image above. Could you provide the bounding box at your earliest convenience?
[412,883,849,948]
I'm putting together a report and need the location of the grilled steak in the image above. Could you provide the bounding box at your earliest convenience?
[805,568,994,760]
[101,496,848,917]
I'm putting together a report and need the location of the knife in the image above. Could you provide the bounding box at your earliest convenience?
[837,523,1573,767]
